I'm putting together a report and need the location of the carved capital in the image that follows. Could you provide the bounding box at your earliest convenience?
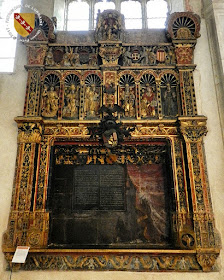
[17,122,42,143]
[197,252,219,272]
[179,118,207,142]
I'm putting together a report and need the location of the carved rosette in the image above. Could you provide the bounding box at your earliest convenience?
[27,212,49,247]
[180,119,207,143]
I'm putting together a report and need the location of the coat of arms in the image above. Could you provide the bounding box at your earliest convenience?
[14,13,35,37]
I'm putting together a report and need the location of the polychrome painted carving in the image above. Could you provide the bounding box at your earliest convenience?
[2,11,220,273]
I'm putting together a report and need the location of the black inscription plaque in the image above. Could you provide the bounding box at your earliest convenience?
[73,165,125,211]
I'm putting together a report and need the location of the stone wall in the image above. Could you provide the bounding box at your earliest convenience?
[0,0,223,279]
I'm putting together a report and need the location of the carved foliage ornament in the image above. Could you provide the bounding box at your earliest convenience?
[131,124,178,137]
[44,124,89,137]
[54,144,167,166]
[180,119,207,142]
[17,122,42,143]
[175,44,194,64]
[196,253,219,272]
[5,253,202,271]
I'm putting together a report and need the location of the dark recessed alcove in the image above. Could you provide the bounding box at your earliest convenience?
[47,142,174,249]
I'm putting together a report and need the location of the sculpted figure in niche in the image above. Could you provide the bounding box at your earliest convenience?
[85,84,100,118]
[162,83,178,116]
[41,85,59,118]
[121,83,136,117]
[63,84,79,118]
[141,84,157,117]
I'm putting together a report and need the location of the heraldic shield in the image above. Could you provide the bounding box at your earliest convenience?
[14,13,35,37]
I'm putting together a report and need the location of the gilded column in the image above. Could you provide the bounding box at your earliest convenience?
[3,119,42,248]
[180,117,220,271]
[171,136,193,249]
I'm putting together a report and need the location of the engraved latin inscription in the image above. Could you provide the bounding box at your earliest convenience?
[74,169,99,206]
[100,166,124,209]
[73,165,125,210]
